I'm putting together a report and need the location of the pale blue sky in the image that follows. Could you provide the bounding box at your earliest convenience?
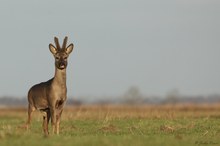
[0,0,220,98]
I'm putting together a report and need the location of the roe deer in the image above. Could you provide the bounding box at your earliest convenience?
[26,36,74,135]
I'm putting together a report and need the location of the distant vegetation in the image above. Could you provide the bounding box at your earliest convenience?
[1,88,220,107]
[1,88,219,146]
[1,86,220,107]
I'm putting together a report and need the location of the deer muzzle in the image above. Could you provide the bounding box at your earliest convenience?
[56,61,67,70]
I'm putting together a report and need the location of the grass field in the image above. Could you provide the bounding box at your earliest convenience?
[1,104,220,146]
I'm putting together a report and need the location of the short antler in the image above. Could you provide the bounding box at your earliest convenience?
[54,37,61,49]
[62,36,68,49]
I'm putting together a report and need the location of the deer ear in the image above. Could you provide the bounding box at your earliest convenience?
[66,43,74,54]
[49,44,57,54]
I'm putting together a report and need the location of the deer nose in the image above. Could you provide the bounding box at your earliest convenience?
[60,61,65,66]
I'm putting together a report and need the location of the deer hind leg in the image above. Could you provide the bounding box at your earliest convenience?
[26,104,35,129]
[42,109,50,136]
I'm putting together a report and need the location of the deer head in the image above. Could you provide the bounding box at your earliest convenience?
[49,37,74,70]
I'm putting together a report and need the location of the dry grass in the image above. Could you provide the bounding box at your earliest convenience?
[63,103,220,120]
[1,103,220,120]
[1,104,220,146]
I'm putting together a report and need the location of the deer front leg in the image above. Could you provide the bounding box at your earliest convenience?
[50,107,56,134]
[55,109,63,135]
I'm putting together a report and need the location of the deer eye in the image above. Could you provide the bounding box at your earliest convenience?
[64,57,67,60]
[55,57,60,60]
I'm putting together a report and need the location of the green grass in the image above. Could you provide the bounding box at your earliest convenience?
[0,105,220,146]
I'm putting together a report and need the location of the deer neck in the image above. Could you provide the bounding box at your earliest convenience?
[53,68,67,87]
